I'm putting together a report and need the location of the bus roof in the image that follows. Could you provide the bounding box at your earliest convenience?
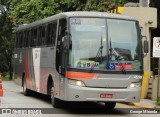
[62,11,136,20]
[17,11,137,31]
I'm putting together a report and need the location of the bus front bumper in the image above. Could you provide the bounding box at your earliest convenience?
[65,84,141,102]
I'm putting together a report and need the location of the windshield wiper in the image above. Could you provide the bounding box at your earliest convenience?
[90,36,103,73]
[109,39,126,74]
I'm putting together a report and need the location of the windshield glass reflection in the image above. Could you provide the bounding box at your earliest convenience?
[69,18,142,71]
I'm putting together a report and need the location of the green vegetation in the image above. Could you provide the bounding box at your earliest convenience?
[9,0,112,30]
[0,0,13,80]
[0,0,155,79]
[155,99,160,108]
[1,72,10,81]
[155,101,160,106]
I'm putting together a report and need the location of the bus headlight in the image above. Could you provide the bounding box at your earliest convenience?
[69,80,85,87]
[128,82,141,88]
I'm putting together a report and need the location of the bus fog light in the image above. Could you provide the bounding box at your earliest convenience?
[69,80,85,87]
[128,82,141,88]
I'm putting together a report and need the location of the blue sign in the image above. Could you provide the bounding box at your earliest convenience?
[108,63,115,70]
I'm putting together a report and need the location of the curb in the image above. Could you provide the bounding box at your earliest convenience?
[129,102,160,111]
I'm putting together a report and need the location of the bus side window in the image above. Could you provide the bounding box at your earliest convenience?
[37,26,42,46]
[46,22,57,46]
[24,31,29,48]
[52,23,57,46]
[18,32,20,48]
[31,29,34,47]
[22,32,25,48]
[31,29,37,47]
[19,32,23,48]
[28,30,31,47]
[34,29,37,47]
[42,26,46,46]
[46,24,52,46]
[15,33,19,48]
[23,31,26,48]
[26,31,30,47]
[37,26,45,46]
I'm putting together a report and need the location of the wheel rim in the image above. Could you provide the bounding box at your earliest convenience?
[51,87,54,99]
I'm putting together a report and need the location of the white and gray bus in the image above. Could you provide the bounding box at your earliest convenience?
[14,11,146,109]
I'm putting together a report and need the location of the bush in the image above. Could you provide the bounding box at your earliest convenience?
[1,72,10,81]
[155,99,160,106]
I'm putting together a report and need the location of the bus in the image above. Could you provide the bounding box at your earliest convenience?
[13,11,147,109]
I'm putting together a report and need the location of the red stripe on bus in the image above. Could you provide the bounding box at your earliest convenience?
[66,71,95,79]
[25,52,30,88]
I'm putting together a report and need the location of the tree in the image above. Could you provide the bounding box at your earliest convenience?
[9,0,120,29]
[0,0,152,80]
[10,0,63,30]
[0,0,13,79]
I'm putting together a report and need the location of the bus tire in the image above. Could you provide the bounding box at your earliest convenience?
[104,102,116,110]
[23,77,30,96]
[51,87,62,108]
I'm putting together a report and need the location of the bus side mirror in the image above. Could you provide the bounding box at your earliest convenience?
[144,40,148,53]
[63,30,71,50]
[142,35,148,53]
[63,35,70,49]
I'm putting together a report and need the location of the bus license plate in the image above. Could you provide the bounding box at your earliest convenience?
[100,94,112,98]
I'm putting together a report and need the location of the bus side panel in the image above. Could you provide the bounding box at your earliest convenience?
[39,47,55,94]
[24,47,54,94]
[32,48,41,92]
[14,47,60,96]
[13,49,25,84]
[25,48,36,91]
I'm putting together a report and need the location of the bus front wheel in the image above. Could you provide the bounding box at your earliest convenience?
[104,102,116,110]
[51,87,62,108]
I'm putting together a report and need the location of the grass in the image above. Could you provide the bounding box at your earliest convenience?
[155,101,160,105]
[155,99,160,108]
[2,76,11,81]
[1,73,11,81]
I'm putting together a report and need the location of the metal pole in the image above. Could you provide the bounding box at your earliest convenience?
[139,0,149,7]
[157,58,160,101]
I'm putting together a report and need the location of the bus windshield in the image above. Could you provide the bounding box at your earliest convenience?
[69,18,142,71]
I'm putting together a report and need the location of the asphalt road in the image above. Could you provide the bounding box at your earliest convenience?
[0,81,159,117]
